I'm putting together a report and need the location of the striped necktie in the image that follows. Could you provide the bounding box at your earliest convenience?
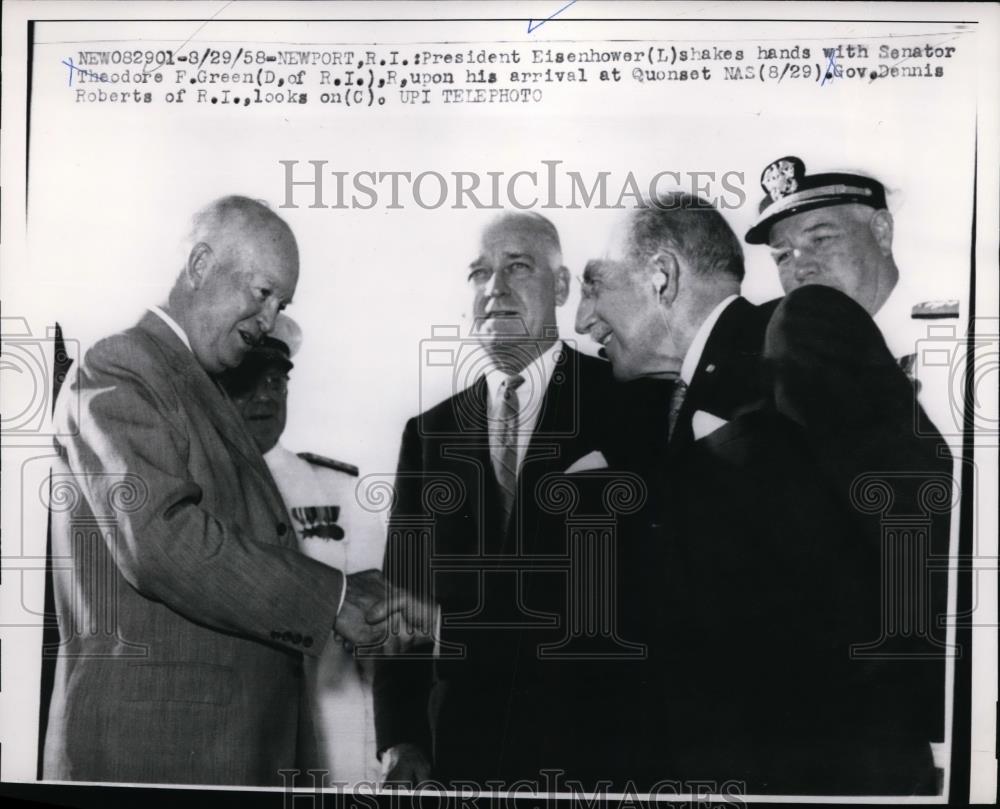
[492,374,525,531]
[667,378,689,442]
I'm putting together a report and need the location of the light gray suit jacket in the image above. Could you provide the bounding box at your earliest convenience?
[43,312,343,785]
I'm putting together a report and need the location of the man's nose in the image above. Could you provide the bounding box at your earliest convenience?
[257,299,281,333]
[485,269,510,297]
[787,248,820,283]
[575,296,595,335]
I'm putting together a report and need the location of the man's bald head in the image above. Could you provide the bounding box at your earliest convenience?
[186,196,299,276]
[481,211,564,271]
[168,196,300,374]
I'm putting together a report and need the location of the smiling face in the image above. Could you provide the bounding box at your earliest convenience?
[575,222,671,381]
[468,215,568,365]
[768,204,895,315]
[184,220,299,374]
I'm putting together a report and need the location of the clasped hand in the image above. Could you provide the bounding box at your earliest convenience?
[332,568,435,653]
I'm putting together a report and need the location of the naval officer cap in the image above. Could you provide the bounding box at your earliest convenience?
[245,312,302,373]
[744,156,887,244]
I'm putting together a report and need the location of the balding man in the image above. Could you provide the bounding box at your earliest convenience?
[374,212,616,787]
[44,196,391,785]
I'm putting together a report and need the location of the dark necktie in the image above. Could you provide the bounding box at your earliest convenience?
[492,374,525,530]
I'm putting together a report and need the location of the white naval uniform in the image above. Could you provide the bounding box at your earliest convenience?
[873,278,963,454]
[263,442,385,785]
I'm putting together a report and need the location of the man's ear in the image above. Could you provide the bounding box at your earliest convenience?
[869,209,894,256]
[553,265,571,306]
[186,243,214,289]
[649,251,680,305]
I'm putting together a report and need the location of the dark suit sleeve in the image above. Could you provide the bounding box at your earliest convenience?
[765,284,952,741]
[766,286,938,433]
[373,417,434,758]
[58,336,343,657]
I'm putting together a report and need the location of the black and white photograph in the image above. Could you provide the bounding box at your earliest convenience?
[1,2,997,806]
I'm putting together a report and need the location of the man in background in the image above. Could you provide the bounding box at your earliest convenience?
[44,196,389,785]
[221,313,385,785]
[745,155,961,440]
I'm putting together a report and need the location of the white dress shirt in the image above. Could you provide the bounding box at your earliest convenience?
[149,306,192,352]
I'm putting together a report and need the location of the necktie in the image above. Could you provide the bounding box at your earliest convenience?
[667,378,689,442]
[492,374,525,531]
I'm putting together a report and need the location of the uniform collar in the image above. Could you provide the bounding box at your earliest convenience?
[263,441,295,464]
[872,279,912,359]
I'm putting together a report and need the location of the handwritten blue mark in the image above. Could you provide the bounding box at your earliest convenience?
[527,0,578,33]
[820,52,837,86]
[63,57,107,86]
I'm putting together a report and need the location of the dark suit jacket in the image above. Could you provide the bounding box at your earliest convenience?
[647,286,951,794]
[43,312,344,785]
[670,295,777,449]
[502,298,776,791]
[373,345,616,785]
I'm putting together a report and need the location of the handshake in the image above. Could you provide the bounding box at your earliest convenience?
[333,569,436,653]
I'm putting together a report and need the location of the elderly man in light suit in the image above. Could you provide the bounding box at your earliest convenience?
[43,196,394,785]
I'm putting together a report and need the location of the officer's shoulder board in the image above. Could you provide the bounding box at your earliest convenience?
[912,299,960,319]
[297,452,359,477]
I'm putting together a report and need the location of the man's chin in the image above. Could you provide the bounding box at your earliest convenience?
[220,344,252,370]
[247,425,280,453]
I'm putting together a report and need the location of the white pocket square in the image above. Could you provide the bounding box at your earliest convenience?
[692,410,729,440]
[564,450,608,474]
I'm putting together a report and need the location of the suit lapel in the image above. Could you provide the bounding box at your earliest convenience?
[504,347,580,554]
[672,297,769,453]
[448,376,503,552]
[522,345,578,477]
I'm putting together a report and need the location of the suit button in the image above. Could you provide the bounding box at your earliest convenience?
[303,636,314,648]
[277,522,288,536]
[282,630,293,642]
[292,632,302,644]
